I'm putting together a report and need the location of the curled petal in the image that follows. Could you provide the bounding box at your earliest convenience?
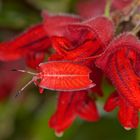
[50,36,104,64]
[118,97,139,129]
[66,24,96,46]
[49,92,76,133]
[96,33,140,70]
[0,24,50,61]
[42,11,81,37]
[75,91,99,121]
[104,92,139,129]
[84,16,114,46]
[26,52,45,69]
[67,16,114,47]
[51,36,71,56]
[104,92,119,112]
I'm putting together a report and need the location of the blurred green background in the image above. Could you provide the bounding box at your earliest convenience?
[0,0,139,140]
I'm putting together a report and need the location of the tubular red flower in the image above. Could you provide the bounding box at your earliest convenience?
[49,91,99,134]
[0,24,51,68]
[104,92,139,129]
[96,33,140,109]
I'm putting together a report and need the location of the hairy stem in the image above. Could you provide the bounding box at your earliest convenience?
[104,0,112,18]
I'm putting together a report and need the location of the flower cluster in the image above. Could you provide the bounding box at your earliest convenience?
[0,0,140,136]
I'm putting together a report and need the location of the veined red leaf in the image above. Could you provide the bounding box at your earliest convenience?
[37,61,95,91]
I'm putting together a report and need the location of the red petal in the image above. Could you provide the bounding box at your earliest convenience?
[90,65,103,96]
[84,16,114,46]
[51,36,71,56]
[104,92,139,129]
[51,36,103,63]
[42,11,81,37]
[66,16,114,48]
[0,24,50,61]
[49,92,76,133]
[66,24,96,46]
[118,97,139,129]
[25,52,45,69]
[104,92,119,112]
[74,91,99,121]
[110,50,140,108]
[37,61,95,91]
[96,33,140,70]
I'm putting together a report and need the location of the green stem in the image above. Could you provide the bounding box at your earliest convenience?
[104,0,112,18]
[136,125,140,140]
[132,24,140,35]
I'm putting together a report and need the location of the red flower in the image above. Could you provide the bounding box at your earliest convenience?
[96,33,140,109]
[104,92,139,129]
[96,33,140,129]
[0,24,51,69]
[0,13,82,69]
[49,91,99,135]
[1,4,140,136]
[47,16,114,133]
